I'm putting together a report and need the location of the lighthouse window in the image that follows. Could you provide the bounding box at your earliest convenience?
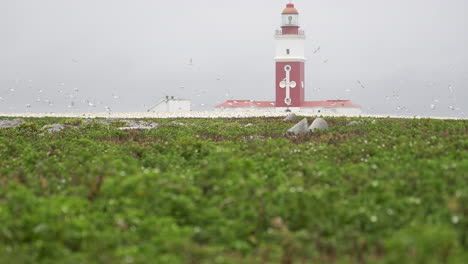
[286,49,290,55]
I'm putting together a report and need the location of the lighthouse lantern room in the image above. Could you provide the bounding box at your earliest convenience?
[281,3,299,33]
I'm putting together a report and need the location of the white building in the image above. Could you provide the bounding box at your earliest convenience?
[147,96,191,112]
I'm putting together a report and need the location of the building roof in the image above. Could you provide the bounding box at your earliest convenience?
[215,100,275,108]
[282,3,299,14]
[215,100,361,108]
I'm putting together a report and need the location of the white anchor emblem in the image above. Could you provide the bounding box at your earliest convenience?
[279,65,296,105]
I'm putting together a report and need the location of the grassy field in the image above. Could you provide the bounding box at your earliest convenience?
[0,116,467,263]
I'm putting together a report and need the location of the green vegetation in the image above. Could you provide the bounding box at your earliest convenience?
[0,117,467,263]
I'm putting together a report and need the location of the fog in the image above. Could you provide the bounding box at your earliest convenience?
[1,0,467,117]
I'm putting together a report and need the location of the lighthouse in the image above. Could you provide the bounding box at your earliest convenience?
[215,2,362,115]
[275,2,305,108]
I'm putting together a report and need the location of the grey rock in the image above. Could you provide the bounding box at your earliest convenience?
[42,124,66,133]
[118,120,158,131]
[283,113,298,122]
[82,119,94,124]
[171,121,186,126]
[120,119,158,128]
[246,135,265,140]
[82,118,117,125]
[347,121,361,126]
[309,118,329,132]
[97,118,116,125]
[0,118,26,128]
[118,126,156,131]
[286,118,309,135]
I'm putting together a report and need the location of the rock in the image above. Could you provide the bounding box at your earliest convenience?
[42,124,66,133]
[118,120,158,131]
[309,118,329,132]
[118,126,156,131]
[348,120,365,126]
[0,118,25,128]
[286,118,309,135]
[283,113,297,122]
[171,121,186,126]
[347,121,361,126]
[96,118,116,125]
[81,119,158,131]
[247,135,265,140]
[82,118,120,125]
[120,119,158,127]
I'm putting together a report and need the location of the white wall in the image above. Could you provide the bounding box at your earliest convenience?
[217,107,276,112]
[274,35,306,60]
[300,107,362,115]
[274,107,302,112]
[218,107,362,115]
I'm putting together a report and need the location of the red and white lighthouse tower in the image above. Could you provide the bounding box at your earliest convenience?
[215,2,362,114]
[275,2,305,108]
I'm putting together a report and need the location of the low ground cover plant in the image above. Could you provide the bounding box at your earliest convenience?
[0,116,467,263]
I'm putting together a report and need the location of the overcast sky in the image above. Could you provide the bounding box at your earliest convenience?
[1,0,467,117]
